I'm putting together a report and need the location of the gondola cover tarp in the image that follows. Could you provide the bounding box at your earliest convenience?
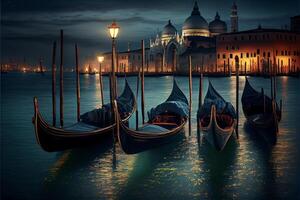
[198,81,236,119]
[148,80,189,121]
[80,80,135,127]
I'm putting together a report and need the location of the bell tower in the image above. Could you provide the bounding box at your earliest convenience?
[231,2,238,32]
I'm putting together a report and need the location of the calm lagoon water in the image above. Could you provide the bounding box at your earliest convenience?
[1,73,300,199]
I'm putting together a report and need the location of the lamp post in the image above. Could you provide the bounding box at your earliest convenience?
[108,21,119,100]
[97,56,104,106]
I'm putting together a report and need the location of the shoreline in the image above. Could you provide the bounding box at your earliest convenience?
[2,71,299,77]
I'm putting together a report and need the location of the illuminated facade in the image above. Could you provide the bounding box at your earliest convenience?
[216,27,300,74]
[99,2,299,75]
[147,1,228,73]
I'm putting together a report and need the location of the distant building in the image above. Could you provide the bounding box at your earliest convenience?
[216,26,300,74]
[100,1,299,75]
[102,1,228,73]
[291,15,300,33]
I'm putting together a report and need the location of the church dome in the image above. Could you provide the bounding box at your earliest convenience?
[182,2,209,37]
[162,20,177,36]
[209,12,227,35]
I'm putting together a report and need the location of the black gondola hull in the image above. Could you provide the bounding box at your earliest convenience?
[34,115,114,152]
[118,125,185,154]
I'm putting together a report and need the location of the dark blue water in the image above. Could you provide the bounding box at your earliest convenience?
[1,73,300,199]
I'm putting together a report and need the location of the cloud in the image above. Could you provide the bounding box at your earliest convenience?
[1,0,299,66]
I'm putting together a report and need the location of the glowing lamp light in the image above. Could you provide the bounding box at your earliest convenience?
[85,67,88,72]
[108,21,119,39]
[97,56,104,63]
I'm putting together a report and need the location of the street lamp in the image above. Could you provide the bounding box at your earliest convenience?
[97,56,104,73]
[108,20,119,100]
[97,56,104,106]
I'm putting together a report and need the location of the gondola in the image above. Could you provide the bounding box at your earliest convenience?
[241,78,281,134]
[197,81,237,151]
[114,80,189,154]
[33,80,136,152]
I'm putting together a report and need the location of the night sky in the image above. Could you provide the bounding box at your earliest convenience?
[1,0,299,67]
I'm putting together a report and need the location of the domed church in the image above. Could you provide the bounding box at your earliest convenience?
[148,1,233,73]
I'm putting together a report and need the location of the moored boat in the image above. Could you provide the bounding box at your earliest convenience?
[33,80,136,152]
[197,81,237,151]
[114,80,189,154]
[241,78,281,135]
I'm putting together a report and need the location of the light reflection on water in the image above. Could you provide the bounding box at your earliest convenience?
[1,73,300,199]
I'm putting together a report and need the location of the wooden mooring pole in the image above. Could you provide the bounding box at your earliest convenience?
[235,56,239,139]
[75,44,80,122]
[188,56,192,136]
[99,61,104,107]
[269,58,273,99]
[198,66,203,109]
[262,88,266,113]
[59,29,64,127]
[51,42,56,126]
[141,40,145,124]
[136,68,140,130]
[273,56,277,100]
[197,63,203,141]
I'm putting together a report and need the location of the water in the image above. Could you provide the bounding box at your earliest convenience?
[1,73,300,199]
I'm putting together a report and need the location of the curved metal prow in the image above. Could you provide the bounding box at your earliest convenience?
[272,100,279,133]
[210,105,219,151]
[272,99,279,134]
[33,97,41,145]
[112,100,124,151]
